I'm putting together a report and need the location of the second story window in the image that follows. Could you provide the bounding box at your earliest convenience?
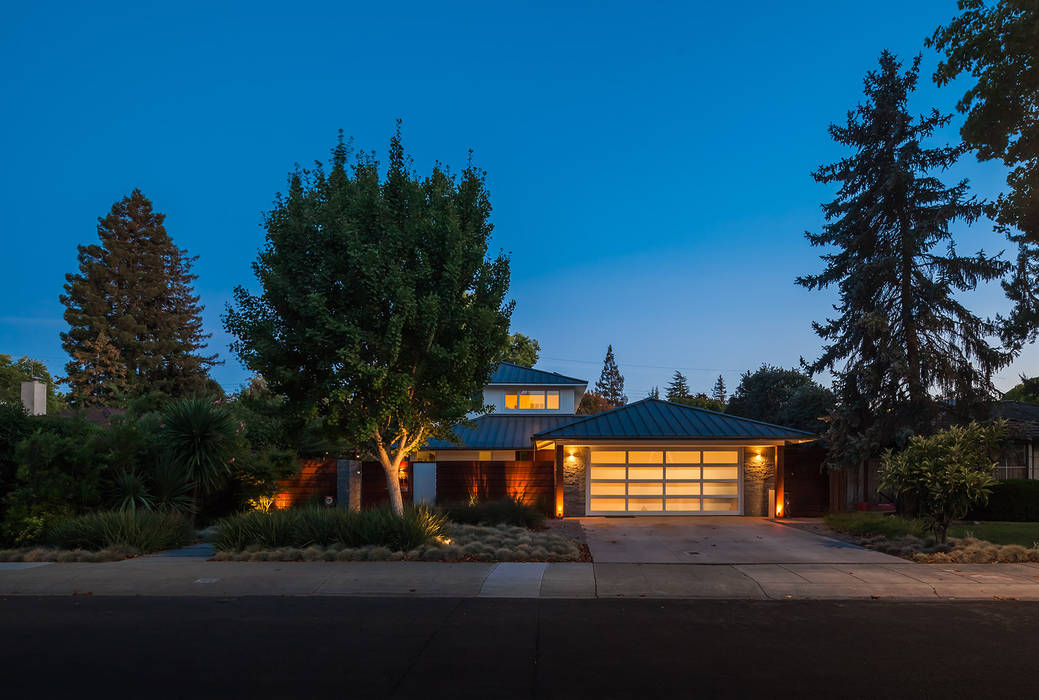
[505,389,560,410]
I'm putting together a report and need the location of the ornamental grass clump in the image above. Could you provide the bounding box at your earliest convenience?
[442,498,546,529]
[47,510,192,553]
[212,505,446,552]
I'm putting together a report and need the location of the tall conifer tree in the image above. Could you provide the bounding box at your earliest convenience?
[798,52,1012,468]
[61,189,217,404]
[665,371,690,402]
[595,345,627,406]
[711,374,727,403]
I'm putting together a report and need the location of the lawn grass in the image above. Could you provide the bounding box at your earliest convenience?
[947,522,1039,548]
[823,511,926,539]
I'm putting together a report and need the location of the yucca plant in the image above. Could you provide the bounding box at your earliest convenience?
[112,470,154,512]
[162,398,236,522]
[49,510,192,552]
[150,453,196,515]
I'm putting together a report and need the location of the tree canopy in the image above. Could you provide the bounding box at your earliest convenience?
[0,355,63,414]
[726,365,833,433]
[797,52,1011,466]
[665,371,690,402]
[502,333,540,367]
[224,128,513,514]
[60,189,217,406]
[929,1,1039,348]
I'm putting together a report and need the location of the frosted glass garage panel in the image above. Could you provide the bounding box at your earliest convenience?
[702,482,739,496]
[627,498,663,511]
[590,466,626,480]
[666,466,700,480]
[666,482,701,495]
[702,466,739,480]
[666,451,701,464]
[591,451,626,464]
[627,466,663,480]
[628,451,663,464]
[703,498,739,512]
[665,498,701,511]
[628,482,663,496]
[703,450,739,464]
[590,482,626,496]
[590,498,626,511]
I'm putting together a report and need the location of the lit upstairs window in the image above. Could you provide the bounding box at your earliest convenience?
[505,389,560,410]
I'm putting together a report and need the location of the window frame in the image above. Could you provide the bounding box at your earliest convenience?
[503,389,561,411]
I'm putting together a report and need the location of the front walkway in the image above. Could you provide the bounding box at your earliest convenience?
[3,557,1039,599]
[578,516,900,564]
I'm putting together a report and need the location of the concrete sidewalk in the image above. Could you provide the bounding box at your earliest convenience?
[3,557,1039,599]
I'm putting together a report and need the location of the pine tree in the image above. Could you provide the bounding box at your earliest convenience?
[665,371,690,402]
[594,345,626,406]
[61,189,217,404]
[63,330,128,407]
[797,52,1012,468]
[711,374,727,403]
[648,386,660,399]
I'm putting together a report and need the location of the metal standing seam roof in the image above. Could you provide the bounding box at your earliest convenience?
[426,414,589,450]
[533,398,817,440]
[488,362,588,386]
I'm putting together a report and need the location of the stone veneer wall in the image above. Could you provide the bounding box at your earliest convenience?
[742,446,776,517]
[562,447,589,517]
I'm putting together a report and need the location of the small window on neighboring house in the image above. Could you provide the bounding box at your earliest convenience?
[505,389,558,410]
[997,443,1029,480]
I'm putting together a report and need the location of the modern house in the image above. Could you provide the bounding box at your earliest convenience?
[414,363,820,517]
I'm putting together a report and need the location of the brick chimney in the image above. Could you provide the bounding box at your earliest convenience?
[20,381,46,416]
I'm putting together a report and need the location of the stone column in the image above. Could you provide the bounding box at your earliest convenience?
[562,447,588,517]
[742,446,776,517]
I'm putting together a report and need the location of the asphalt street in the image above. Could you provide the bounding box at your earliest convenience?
[2,596,1036,699]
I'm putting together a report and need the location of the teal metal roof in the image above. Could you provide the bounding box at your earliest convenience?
[533,399,817,440]
[488,362,587,386]
[428,414,586,450]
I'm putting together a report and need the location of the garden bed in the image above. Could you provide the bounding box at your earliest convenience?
[0,546,140,562]
[212,523,585,562]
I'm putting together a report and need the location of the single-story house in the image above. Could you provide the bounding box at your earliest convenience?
[276,362,827,516]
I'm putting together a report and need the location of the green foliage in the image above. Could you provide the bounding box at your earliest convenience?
[60,188,217,406]
[967,478,1039,522]
[161,398,236,496]
[929,2,1039,348]
[48,510,191,552]
[0,354,64,414]
[0,403,33,523]
[594,345,626,406]
[711,374,727,403]
[212,505,446,552]
[576,390,613,415]
[797,52,1009,467]
[879,421,1004,542]
[672,394,726,413]
[502,333,540,367]
[148,454,196,514]
[1002,375,1039,403]
[441,498,546,529]
[726,365,832,432]
[224,127,513,514]
[824,512,926,540]
[665,371,690,402]
[112,470,154,512]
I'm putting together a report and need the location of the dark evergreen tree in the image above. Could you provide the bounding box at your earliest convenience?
[929,2,1039,348]
[711,374,727,403]
[665,370,690,402]
[797,52,1012,467]
[648,386,660,399]
[594,345,626,406]
[63,330,128,407]
[61,190,217,404]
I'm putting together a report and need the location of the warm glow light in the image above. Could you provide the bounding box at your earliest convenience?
[776,503,784,517]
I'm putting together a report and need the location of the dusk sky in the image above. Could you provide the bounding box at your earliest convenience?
[2,1,1030,399]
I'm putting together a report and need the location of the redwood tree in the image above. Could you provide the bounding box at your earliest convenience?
[61,189,216,404]
[224,129,513,514]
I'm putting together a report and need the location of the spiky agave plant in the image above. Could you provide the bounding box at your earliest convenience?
[112,470,154,512]
[150,453,197,515]
[161,398,236,521]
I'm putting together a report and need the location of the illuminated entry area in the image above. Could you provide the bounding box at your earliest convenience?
[505,389,560,410]
[587,448,741,515]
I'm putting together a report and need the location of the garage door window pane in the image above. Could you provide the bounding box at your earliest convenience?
[590,466,626,480]
[702,466,739,480]
[628,451,663,464]
[666,466,700,480]
[666,451,701,464]
[627,482,663,496]
[627,498,663,511]
[627,466,663,480]
[590,482,626,496]
[702,482,739,496]
[590,498,626,511]
[666,482,701,495]
[592,451,626,464]
[665,498,701,511]
[703,498,739,511]
[703,450,739,464]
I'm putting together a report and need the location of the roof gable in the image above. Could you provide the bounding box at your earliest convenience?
[488,362,587,386]
[533,398,816,440]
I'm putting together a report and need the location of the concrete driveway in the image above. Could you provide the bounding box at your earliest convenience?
[578,517,902,564]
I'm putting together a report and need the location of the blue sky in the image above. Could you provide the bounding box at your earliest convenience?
[1,1,1030,399]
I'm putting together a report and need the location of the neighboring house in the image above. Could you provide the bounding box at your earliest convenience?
[987,401,1039,481]
[416,362,818,517]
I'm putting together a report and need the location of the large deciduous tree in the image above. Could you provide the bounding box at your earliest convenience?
[224,129,513,514]
[797,52,1011,468]
[929,1,1039,348]
[726,365,833,433]
[60,189,217,404]
[502,333,540,367]
[0,354,64,414]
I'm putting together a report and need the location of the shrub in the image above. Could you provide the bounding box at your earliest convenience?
[48,510,192,552]
[880,421,1003,542]
[211,505,446,552]
[441,498,546,529]
[967,479,1039,522]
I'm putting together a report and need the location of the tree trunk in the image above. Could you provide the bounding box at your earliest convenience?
[378,452,405,516]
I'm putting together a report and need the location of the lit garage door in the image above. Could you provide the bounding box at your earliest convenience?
[587,448,741,515]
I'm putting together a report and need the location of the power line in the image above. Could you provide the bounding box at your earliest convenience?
[541,356,743,374]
